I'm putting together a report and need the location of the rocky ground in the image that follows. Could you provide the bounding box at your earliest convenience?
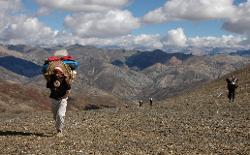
[0,67,250,154]
[0,99,249,154]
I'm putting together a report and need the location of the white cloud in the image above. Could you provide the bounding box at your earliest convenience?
[188,35,246,48]
[162,28,187,47]
[0,0,21,30]
[222,1,250,40]
[73,28,247,50]
[36,0,131,12]
[0,0,248,50]
[0,0,55,45]
[0,0,21,12]
[0,16,56,45]
[142,8,166,24]
[64,10,140,38]
[61,34,162,50]
[143,0,236,23]
[116,34,163,50]
[76,31,245,50]
[36,7,52,16]
[0,12,8,31]
[142,0,250,46]
[132,34,163,49]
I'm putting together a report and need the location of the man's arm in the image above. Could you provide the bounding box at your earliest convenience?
[46,80,52,88]
[46,75,55,88]
[235,79,239,88]
[64,76,71,89]
[62,90,71,99]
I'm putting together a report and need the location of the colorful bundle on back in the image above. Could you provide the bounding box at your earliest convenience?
[42,56,79,84]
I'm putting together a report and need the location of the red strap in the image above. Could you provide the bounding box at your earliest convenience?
[60,56,74,60]
[48,56,60,61]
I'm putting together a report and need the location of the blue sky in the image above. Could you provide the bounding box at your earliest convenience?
[127,0,246,37]
[1,0,250,51]
[22,0,240,36]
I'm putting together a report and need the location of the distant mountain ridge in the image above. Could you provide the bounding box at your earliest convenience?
[0,44,250,103]
[230,49,250,57]
[124,49,192,70]
[0,56,42,78]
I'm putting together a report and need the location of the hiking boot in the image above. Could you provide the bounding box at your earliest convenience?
[56,129,63,137]
[56,132,63,137]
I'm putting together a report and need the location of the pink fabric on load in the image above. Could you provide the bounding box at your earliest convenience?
[54,66,63,73]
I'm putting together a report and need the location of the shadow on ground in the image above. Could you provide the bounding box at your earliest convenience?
[0,130,51,137]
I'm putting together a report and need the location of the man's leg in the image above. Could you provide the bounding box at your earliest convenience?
[55,98,68,133]
[232,91,235,102]
[51,99,59,121]
[228,91,232,102]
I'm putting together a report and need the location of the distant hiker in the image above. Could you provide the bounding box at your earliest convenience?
[124,103,128,108]
[46,67,71,137]
[149,97,153,106]
[226,75,238,103]
[138,100,143,107]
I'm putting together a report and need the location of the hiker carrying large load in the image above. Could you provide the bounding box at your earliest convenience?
[43,52,79,137]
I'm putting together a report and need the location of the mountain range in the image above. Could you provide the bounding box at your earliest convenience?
[0,44,250,111]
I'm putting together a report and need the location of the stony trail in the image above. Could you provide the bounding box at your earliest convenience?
[0,100,249,154]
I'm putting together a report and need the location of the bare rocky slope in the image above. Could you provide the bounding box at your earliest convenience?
[0,77,124,113]
[0,79,51,113]
[0,64,249,154]
[1,44,250,102]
